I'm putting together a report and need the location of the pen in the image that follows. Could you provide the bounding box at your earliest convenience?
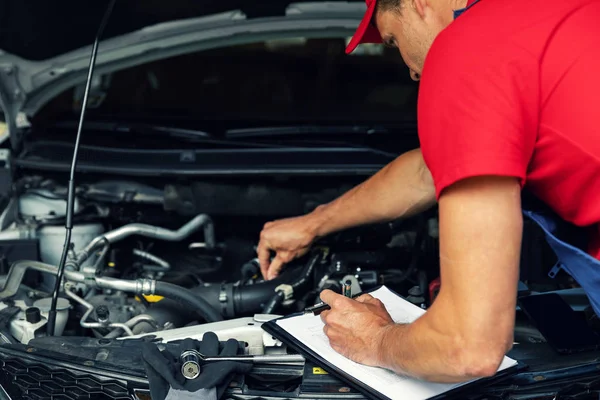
[303,290,362,316]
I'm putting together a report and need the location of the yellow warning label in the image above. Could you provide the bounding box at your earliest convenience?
[312,367,328,375]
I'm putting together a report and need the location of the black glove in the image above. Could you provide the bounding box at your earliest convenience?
[141,332,253,400]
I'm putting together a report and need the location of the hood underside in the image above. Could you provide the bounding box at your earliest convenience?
[1,0,365,61]
[0,0,367,148]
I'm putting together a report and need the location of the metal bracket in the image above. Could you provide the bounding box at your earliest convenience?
[0,65,25,104]
[341,274,361,296]
[0,64,26,150]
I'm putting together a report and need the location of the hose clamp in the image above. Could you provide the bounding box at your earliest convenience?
[218,284,227,303]
[274,284,294,301]
[138,279,156,295]
[218,284,229,316]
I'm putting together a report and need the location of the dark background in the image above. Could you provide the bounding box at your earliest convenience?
[0,0,364,60]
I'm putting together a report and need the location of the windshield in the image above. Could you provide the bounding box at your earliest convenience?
[36,36,418,129]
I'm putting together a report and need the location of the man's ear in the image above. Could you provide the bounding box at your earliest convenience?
[412,0,429,19]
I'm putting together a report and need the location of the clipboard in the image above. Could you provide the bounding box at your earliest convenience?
[262,285,524,400]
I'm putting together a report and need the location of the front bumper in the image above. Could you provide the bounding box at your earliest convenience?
[1,316,600,400]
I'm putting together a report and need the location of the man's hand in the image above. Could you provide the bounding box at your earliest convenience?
[256,149,437,280]
[257,214,321,280]
[319,290,395,366]
[318,176,521,383]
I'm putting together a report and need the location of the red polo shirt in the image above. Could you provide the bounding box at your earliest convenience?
[417,0,600,260]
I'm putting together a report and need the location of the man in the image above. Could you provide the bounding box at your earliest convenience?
[257,0,600,383]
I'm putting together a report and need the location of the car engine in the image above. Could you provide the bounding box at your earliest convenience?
[0,176,593,400]
[0,174,437,348]
[2,174,583,400]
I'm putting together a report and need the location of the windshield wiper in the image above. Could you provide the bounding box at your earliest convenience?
[52,120,286,149]
[55,120,212,139]
[225,125,391,138]
[51,120,401,156]
[225,125,408,158]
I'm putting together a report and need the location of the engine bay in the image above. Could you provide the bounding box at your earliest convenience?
[2,158,599,400]
[0,173,441,346]
[0,173,598,399]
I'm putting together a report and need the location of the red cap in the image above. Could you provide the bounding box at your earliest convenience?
[345,0,383,54]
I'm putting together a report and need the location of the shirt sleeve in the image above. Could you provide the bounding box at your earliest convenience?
[418,30,539,200]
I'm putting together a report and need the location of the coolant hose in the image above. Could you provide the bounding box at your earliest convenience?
[0,260,84,300]
[154,281,223,322]
[262,291,286,314]
[72,214,215,269]
[189,265,308,318]
[291,253,320,291]
[262,253,321,314]
[0,260,223,323]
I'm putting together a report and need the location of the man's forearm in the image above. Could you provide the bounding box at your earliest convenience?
[372,177,522,383]
[311,148,436,237]
[375,307,509,383]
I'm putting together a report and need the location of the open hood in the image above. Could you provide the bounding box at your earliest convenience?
[0,0,367,148]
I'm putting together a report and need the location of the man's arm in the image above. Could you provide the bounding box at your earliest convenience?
[320,175,522,382]
[311,147,436,236]
[258,148,436,279]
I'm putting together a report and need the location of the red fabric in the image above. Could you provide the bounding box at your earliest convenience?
[345,0,382,54]
[418,0,600,260]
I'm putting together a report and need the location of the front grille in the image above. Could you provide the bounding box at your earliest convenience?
[0,358,133,400]
[2,336,600,400]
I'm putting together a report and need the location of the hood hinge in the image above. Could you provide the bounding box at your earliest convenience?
[0,64,27,151]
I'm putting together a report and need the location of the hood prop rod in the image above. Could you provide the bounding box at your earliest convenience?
[47,0,117,336]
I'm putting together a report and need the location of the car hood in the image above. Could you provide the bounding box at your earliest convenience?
[0,0,366,148]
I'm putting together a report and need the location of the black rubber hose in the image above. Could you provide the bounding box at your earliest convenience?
[262,290,286,314]
[232,280,281,316]
[188,262,311,318]
[189,279,281,318]
[291,253,321,291]
[154,281,223,322]
[241,259,260,282]
[262,253,322,314]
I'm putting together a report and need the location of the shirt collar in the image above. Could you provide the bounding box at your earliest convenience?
[453,0,480,19]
